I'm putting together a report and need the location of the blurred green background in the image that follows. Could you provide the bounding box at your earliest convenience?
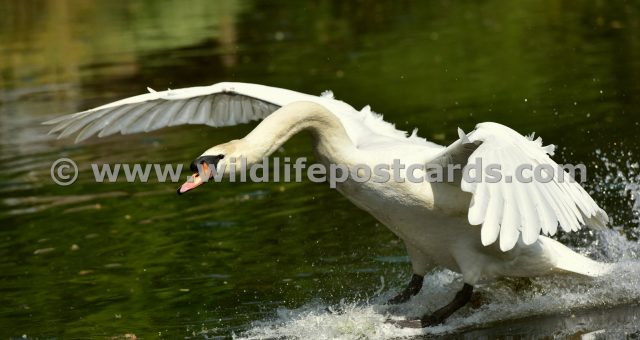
[0,0,639,338]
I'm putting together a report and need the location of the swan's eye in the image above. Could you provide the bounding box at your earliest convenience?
[190,155,224,173]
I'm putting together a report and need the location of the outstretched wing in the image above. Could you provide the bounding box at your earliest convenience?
[429,122,608,252]
[43,82,328,143]
[44,81,446,150]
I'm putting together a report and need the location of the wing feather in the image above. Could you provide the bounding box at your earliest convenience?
[468,177,489,225]
[212,95,231,126]
[119,102,163,135]
[58,110,107,139]
[128,100,180,134]
[534,179,560,236]
[531,181,557,236]
[145,100,180,132]
[481,163,503,246]
[78,102,155,141]
[187,96,208,124]
[240,96,254,122]
[48,114,83,133]
[430,122,608,251]
[499,173,521,251]
[162,99,190,127]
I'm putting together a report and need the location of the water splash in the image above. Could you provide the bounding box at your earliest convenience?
[234,240,640,339]
[591,148,640,236]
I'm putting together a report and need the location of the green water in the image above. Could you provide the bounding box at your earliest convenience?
[1,1,639,338]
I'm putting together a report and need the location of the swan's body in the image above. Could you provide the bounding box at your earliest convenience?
[45,82,610,326]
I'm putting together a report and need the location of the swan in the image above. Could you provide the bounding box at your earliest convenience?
[44,82,611,328]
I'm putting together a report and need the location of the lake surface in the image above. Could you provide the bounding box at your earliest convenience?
[1,1,639,338]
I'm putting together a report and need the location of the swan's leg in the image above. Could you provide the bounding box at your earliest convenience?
[391,283,474,328]
[387,242,432,304]
[419,283,473,326]
[386,274,423,304]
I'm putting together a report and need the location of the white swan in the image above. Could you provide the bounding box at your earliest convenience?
[44,82,611,327]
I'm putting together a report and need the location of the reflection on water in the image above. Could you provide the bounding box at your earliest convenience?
[0,1,242,89]
[1,0,639,338]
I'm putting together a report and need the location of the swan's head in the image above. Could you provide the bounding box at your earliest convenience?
[177,139,247,195]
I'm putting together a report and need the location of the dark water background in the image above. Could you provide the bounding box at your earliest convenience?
[1,1,639,338]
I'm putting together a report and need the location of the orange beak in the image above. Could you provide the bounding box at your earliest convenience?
[178,162,210,195]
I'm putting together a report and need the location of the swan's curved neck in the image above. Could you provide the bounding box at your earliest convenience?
[242,101,355,163]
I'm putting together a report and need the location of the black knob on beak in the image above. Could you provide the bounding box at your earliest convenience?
[190,155,225,173]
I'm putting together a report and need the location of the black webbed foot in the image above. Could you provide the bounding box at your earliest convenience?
[387,283,474,328]
[386,274,424,304]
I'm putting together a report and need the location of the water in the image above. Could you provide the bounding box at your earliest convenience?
[1,1,640,338]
